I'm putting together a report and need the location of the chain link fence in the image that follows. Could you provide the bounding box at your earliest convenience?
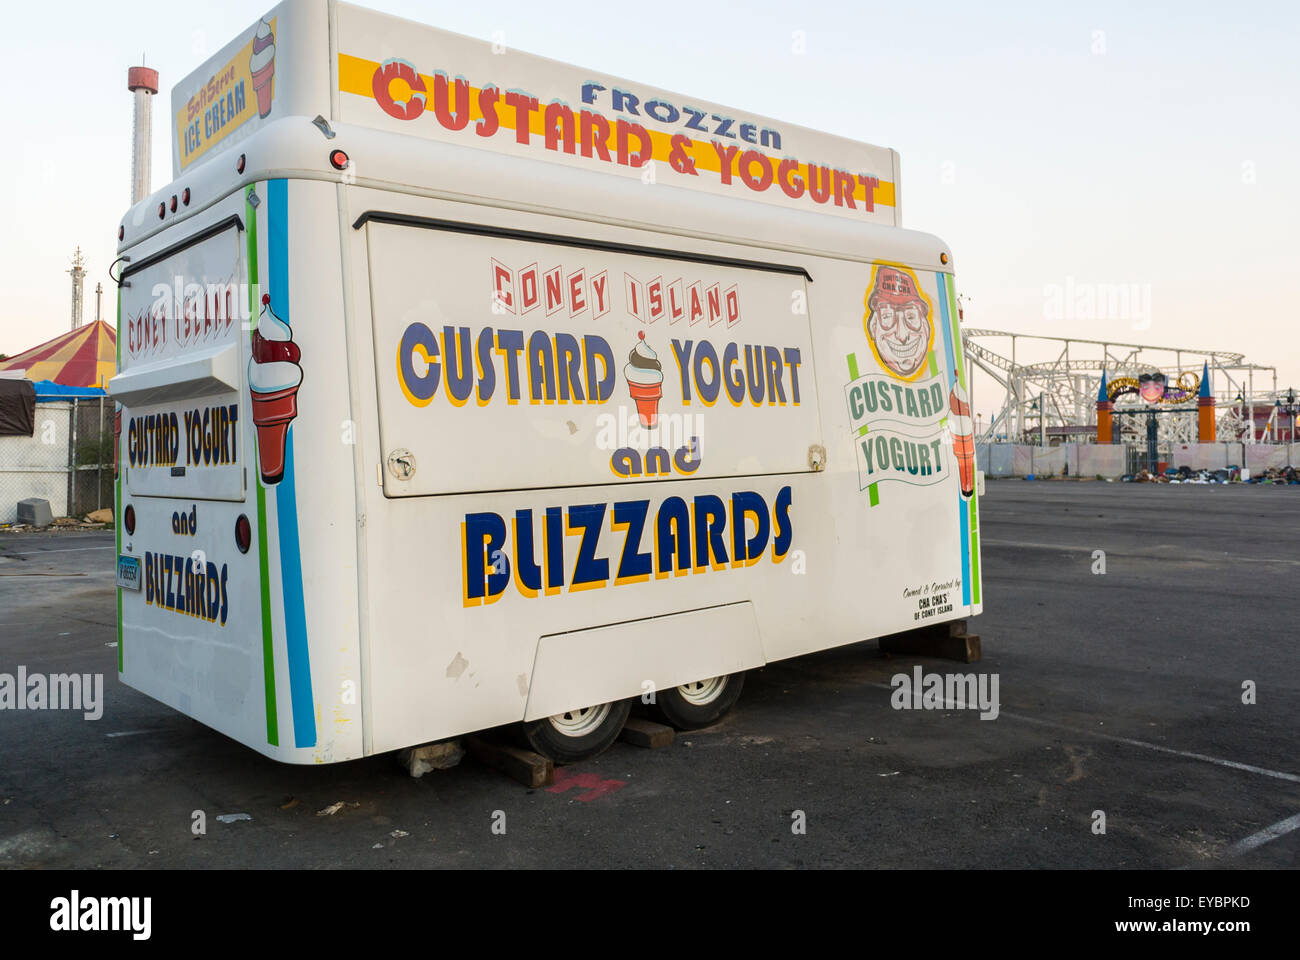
[0,397,114,525]
[70,397,115,516]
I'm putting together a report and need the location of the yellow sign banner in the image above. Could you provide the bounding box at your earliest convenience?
[336,52,896,211]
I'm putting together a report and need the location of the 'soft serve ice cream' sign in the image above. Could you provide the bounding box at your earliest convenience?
[174,17,277,171]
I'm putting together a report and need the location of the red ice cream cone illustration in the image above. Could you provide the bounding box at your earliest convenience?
[949,380,975,498]
[249,294,302,485]
[624,331,664,428]
[251,62,275,117]
[250,19,276,118]
[251,387,298,483]
[628,381,663,428]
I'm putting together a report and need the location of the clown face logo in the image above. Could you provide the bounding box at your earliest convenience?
[864,265,934,381]
[1139,372,1166,403]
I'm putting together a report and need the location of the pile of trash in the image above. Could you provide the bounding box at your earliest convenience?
[1246,465,1300,485]
[1122,466,1240,484]
[1119,465,1300,485]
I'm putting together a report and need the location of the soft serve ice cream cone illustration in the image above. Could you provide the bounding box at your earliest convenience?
[249,294,302,484]
[624,331,663,428]
[250,18,276,118]
[949,379,975,499]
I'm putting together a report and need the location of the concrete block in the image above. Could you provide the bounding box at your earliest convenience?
[397,740,465,778]
[16,498,52,527]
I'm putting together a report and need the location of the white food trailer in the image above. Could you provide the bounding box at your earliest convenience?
[110,0,982,764]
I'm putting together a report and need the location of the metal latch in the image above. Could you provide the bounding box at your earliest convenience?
[387,448,416,481]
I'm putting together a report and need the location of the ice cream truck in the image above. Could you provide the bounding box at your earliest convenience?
[110,0,982,765]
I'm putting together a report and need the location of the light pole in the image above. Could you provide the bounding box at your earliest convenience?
[1278,388,1297,446]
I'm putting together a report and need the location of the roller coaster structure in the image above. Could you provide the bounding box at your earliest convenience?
[962,330,1284,446]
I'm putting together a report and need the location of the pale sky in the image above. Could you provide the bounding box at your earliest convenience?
[3,0,1297,417]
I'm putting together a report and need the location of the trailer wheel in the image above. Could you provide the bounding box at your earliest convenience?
[653,672,746,730]
[522,698,631,764]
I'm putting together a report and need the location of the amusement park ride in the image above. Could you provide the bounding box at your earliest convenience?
[963,330,1290,447]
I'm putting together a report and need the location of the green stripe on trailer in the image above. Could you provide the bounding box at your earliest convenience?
[868,483,879,507]
[116,283,123,672]
[927,350,938,377]
[247,185,280,747]
[115,477,122,672]
[847,353,860,380]
[255,481,279,746]
[945,274,965,388]
[970,487,981,605]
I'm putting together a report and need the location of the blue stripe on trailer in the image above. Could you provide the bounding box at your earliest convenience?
[935,273,972,607]
[958,495,971,606]
[269,178,316,749]
[277,431,315,747]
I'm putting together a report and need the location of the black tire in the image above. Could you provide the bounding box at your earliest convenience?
[521,698,631,764]
[652,672,746,730]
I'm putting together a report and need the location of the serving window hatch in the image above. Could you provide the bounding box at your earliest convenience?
[366,216,824,497]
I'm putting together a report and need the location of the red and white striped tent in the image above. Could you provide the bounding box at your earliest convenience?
[0,321,116,389]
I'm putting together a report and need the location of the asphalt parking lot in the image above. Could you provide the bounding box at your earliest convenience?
[1,481,1297,869]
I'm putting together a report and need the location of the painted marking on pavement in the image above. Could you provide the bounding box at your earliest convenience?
[982,538,1300,566]
[869,682,1300,785]
[1228,811,1300,856]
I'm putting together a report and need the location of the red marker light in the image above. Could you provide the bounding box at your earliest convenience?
[182,188,191,206]
[235,514,252,554]
[237,154,246,174]
[123,505,136,535]
[170,195,178,212]
[157,202,165,219]
[329,149,350,170]
[118,225,124,240]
